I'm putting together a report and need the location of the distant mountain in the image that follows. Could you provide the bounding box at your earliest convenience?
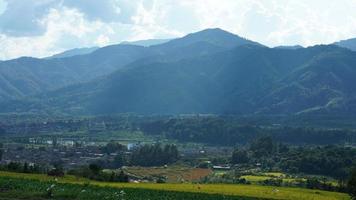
[334,38,356,51]
[258,45,356,115]
[274,45,303,50]
[2,28,355,117]
[0,45,151,101]
[47,47,99,59]
[0,28,259,102]
[146,28,263,61]
[121,39,172,47]
[3,44,356,116]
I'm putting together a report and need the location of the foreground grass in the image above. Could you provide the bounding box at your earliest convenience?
[0,171,350,200]
[0,177,258,200]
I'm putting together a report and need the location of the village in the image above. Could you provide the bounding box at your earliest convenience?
[0,135,233,175]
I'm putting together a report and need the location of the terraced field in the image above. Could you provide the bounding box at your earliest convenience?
[0,171,350,200]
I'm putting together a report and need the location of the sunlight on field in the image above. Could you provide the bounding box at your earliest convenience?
[263,172,285,177]
[241,175,302,183]
[0,171,350,200]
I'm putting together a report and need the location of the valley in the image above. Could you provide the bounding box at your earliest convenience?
[0,20,356,199]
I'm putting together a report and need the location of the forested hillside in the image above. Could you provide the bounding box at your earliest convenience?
[1,29,356,116]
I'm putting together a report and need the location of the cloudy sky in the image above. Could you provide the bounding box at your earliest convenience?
[0,0,356,60]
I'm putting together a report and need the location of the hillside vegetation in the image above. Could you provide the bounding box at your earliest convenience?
[1,29,356,116]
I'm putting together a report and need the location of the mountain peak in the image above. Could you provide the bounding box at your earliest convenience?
[197,27,231,34]
[157,28,262,49]
[187,28,245,40]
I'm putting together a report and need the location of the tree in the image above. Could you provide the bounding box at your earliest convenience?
[47,167,64,177]
[0,143,3,161]
[7,162,22,172]
[23,162,30,173]
[250,136,275,158]
[0,127,6,135]
[102,141,126,154]
[113,153,125,168]
[348,168,356,199]
[231,149,249,164]
[131,144,179,167]
[89,163,101,175]
[117,170,129,182]
[52,137,58,147]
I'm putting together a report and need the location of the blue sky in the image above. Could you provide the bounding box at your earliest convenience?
[0,0,356,59]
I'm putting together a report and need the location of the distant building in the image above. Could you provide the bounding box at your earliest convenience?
[127,143,140,151]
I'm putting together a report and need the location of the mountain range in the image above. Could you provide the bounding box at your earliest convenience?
[46,47,99,59]
[120,39,173,47]
[1,28,356,116]
[334,38,356,51]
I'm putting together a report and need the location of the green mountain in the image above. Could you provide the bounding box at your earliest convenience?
[1,29,356,116]
[3,42,356,116]
[334,38,356,51]
[0,29,257,102]
[154,28,261,50]
[46,47,99,59]
[258,46,356,115]
[0,45,151,101]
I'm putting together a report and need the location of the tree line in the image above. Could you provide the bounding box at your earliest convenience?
[231,136,356,179]
[140,118,356,145]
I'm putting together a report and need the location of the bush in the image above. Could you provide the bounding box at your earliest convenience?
[47,168,64,177]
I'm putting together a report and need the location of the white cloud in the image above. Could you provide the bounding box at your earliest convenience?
[1,0,356,59]
[95,34,110,46]
[0,6,116,59]
[0,0,7,15]
[245,0,356,46]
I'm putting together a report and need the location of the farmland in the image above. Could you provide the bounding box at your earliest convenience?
[1,116,356,199]
[122,165,212,183]
[0,171,350,200]
[240,173,338,186]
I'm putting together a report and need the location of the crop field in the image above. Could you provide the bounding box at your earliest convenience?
[0,171,350,200]
[241,172,338,186]
[262,172,286,178]
[123,166,212,182]
[240,175,304,184]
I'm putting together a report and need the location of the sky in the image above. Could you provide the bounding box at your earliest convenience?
[0,0,356,60]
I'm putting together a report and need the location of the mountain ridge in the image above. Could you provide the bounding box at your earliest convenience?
[2,44,356,116]
[1,29,356,116]
[0,28,259,102]
[46,47,99,59]
[334,38,356,51]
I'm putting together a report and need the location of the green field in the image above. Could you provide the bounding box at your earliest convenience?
[0,171,350,200]
[240,174,303,184]
[241,173,338,186]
